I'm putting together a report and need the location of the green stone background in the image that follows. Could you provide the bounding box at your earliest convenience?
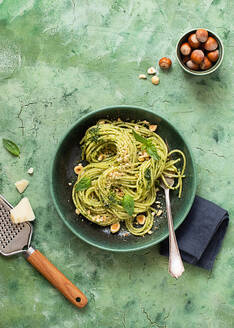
[0,0,233,327]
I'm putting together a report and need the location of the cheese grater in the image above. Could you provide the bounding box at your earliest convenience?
[0,194,87,308]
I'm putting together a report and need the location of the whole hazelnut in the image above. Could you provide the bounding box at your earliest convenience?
[196,29,208,43]
[191,49,204,64]
[159,57,172,69]
[180,42,191,56]
[188,33,200,48]
[186,60,200,71]
[204,37,218,51]
[207,49,219,62]
[200,56,212,70]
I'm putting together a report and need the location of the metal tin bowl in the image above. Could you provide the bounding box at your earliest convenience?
[176,28,224,76]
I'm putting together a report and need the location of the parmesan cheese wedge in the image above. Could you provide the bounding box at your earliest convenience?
[10,197,35,224]
[15,179,29,193]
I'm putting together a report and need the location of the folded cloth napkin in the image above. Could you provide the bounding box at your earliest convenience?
[160,196,229,270]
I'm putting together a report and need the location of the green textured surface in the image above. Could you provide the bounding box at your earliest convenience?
[0,0,233,327]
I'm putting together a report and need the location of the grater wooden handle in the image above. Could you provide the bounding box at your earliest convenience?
[26,248,88,308]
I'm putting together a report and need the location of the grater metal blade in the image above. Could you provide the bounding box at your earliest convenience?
[0,194,33,256]
[0,194,87,308]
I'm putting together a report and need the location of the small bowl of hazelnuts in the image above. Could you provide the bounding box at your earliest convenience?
[176,28,224,76]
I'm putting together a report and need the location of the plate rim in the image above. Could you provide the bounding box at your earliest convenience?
[50,105,197,252]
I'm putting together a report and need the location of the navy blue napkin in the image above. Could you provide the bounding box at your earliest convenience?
[160,196,229,270]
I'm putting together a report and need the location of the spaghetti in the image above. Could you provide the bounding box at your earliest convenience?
[72,119,186,236]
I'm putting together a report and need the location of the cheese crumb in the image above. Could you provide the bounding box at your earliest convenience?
[15,179,29,194]
[27,167,34,175]
[10,197,35,224]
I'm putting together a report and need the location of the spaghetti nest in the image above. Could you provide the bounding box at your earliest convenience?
[72,120,186,236]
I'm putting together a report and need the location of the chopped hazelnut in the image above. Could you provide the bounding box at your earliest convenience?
[136,215,146,225]
[149,125,157,132]
[75,209,80,215]
[138,156,145,162]
[139,74,147,79]
[98,154,104,161]
[74,164,83,175]
[151,76,160,85]
[147,67,156,75]
[110,222,120,233]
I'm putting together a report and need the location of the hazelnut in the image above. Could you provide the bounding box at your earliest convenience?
[147,67,156,75]
[196,29,208,43]
[204,37,218,51]
[207,49,219,62]
[180,42,191,56]
[159,57,172,69]
[136,214,146,225]
[149,124,157,132]
[138,156,146,162]
[74,164,83,175]
[186,60,200,70]
[191,49,204,64]
[139,74,147,79]
[151,75,160,85]
[110,222,120,233]
[98,154,104,161]
[188,33,200,49]
[200,56,212,70]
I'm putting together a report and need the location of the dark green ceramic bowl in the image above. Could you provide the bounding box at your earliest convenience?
[50,106,196,252]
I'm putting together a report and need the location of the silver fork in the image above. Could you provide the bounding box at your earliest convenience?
[160,177,184,279]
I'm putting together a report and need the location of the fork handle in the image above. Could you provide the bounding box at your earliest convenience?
[164,189,184,279]
[25,247,88,308]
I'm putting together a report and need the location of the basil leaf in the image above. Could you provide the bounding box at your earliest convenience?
[75,177,91,191]
[133,130,160,161]
[2,139,20,157]
[132,130,148,145]
[146,143,160,160]
[144,168,151,181]
[122,194,134,216]
[89,126,100,143]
